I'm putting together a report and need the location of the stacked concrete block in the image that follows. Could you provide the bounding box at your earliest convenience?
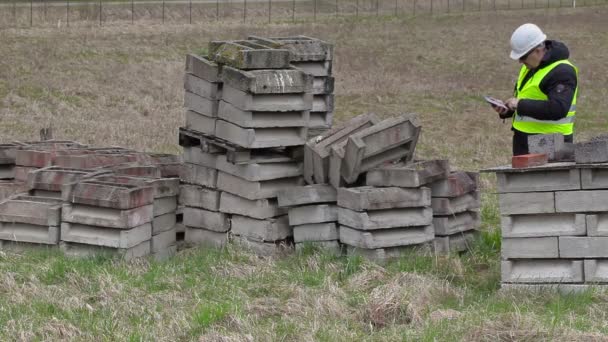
[184,54,222,135]
[337,186,434,260]
[430,171,481,254]
[25,166,107,198]
[277,184,340,253]
[528,134,574,162]
[0,195,63,249]
[59,180,154,260]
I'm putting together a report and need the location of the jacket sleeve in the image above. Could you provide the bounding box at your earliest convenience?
[516,64,577,121]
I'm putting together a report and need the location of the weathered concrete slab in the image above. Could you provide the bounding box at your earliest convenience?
[217,172,304,200]
[0,240,57,251]
[208,41,292,70]
[575,139,608,164]
[92,175,180,199]
[338,186,431,211]
[528,134,574,162]
[498,192,555,215]
[311,76,334,95]
[182,146,218,168]
[342,115,421,183]
[346,243,432,264]
[221,66,313,94]
[340,225,434,249]
[366,159,451,188]
[60,240,150,261]
[183,206,230,232]
[288,204,337,226]
[277,184,337,207]
[0,143,22,164]
[586,214,608,236]
[185,226,228,247]
[249,35,333,61]
[184,91,219,117]
[501,259,583,283]
[312,95,334,113]
[180,163,218,188]
[179,184,221,211]
[185,54,222,83]
[500,283,594,294]
[232,236,292,256]
[430,171,478,198]
[152,244,177,261]
[0,165,15,180]
[186,110,217,135]
[293,222,338,242]
[222,84,312,112]
[501,213,586,237]
[559,237,608,258]
[219,101,309,129]
[309,111,333,129]
[0,222,59,245]
[152,212,176,235]
[290,60,332,76]
[501,237,559,259]
[432,230,478,255]
[584,259,608,283]
[496,168,580,193]
[184,73,222,99]
[555,190,608,213]
[15,148,83,168]
[153,196,177,216]
[0,195,62,226]
[338,207,433,230]
[433,211,480,236]
[0,181,27,201]
[62,203,153,229]
[215,153,301,182]
[219,192,286,219]
[295,240,341,254]
[328,144,346,189]
[432,191,480,216]
[60,222,152,249]
[14,166,37,182]
[62,181,154,209]
[109,164,162,179]
[231,215,291,242]
[580,168,608,189]
[151,227,176,253]
[215,120,307,149]
[53,153,135,169]
[29,189,61,198]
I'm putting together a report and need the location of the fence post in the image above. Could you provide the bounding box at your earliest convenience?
[493,0,496,10]
[431,0,433,14]
[162,0,165,23]
[376,0,379,15]
[313,0,316,21]
[394,0,397,15]
[66,0,69,27]
[292,0,295,22]
[244,0,247,22]
[189,0,192,24]
[336,0,339,16]
[216,0,219,21]
[44,0,48,23]
[356,0,359,16]
[447,0,450,12]
[99,0,102,26]
[30,0,32,26]
[462,0,465,11]
[268,0,271,22]
[131,0,134,24]
[413,0,417,15]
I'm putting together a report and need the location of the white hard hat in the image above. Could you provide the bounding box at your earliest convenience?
[509,23,547,60]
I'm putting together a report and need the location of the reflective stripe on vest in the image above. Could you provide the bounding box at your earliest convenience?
[513,59,578,135]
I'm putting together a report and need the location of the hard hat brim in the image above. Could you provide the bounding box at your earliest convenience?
[509,33,547,60]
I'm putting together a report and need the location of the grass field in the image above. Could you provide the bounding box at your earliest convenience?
[2,6,608,340]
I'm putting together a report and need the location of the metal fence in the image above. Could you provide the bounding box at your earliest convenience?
[0,0,606,28]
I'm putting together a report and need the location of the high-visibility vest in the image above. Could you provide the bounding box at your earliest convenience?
[512,60,578,135]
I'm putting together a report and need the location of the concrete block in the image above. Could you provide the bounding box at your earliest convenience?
[501,213,586,237]
[184,73,221,99]
[307,127,330,139]
[342,115,421,183]
[433,211,480,236]
[296,241,341,255]
[153,196,177,217]
[559,237,608,258]
[528,134,574,162]
[14,166,38,182]
[0,240,57,252]
[501,259,583,283]
[290,60,332,76]
[365,159,451,188]
[338,186,431,211]
[512,153,548,168]
[15,148,79,168]
[62,181,154,209]
[584,259,608,283]
[174,222,186,234]
[328,144,346,189]
[156,162,182,178]
[346,244,432,264]
[110,165,162,179]
[219,192,286,219]
[222,84,312,112]
[250,35,333,61]
[185,54,221,83]
[580,168,608,190]
[555,190,608,213]
[0,195,62,226]
[232,236,292,256]
[311,76,334,95]
[496,168,581,193]
[179,184,221,211]
[340,225,434,249]
[0,181,27,201]
[498,192,555,215]
[218,101,309,129]
[277,184,337,207]
[575,140,608,164]
[184,91,219,117]
[217,172,304,200]
[180,163,218,188]
[183,206,230,232]
[152,244,177,261]
[432,191,480,216]
[62,203,153,229]
[288,204,337,226]
[92,175,180,199]
[312,95,334,113]
[142,153,181,165]
[151,227,176,253]
[0,165,15,179]
[208,41,291,70]
[215,154,301,182]
[231,215,291,242]
[60,222,151,249]
[221,66,313,94]
[185,226,228,247]
[29,189,61,198]
[432,230,478,255]
[215,120,307,149]
[60,240,150,261]
[500,283,594,294]
[308,113,380,184]
[0,223,59,245]
[182,146,218,168]
[152,212,176,235]
[338,207,433,230]
[309,111,333,129]
[585,214,608,236]
[53,154,135,169]
[186,110,217,135]
[501,237,559,259]
[0,143,21,164]
[293,222,338,242]
[430,171,478,198]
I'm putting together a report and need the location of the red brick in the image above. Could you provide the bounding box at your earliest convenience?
[62,180,154,209]
[26,166,106,192]
[15,149,87,168]
[512,153,549,168]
